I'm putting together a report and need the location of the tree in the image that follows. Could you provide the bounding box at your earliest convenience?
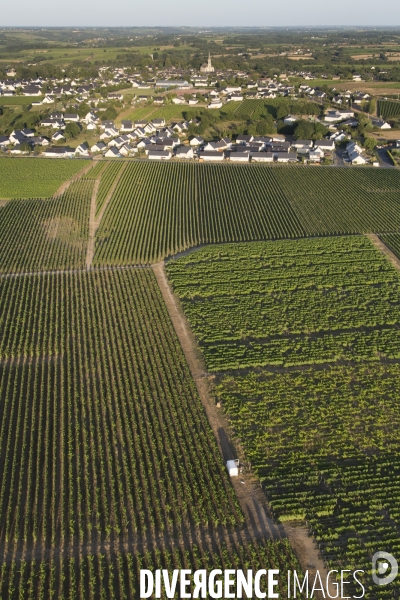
[294,120,315,140]
[64,122,80,139]
[19,142,31,153]
[364,137,377,152]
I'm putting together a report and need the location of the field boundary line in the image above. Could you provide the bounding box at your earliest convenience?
[94,161,128,227]
[86,178,101,269]
[86,162,128,270]
[53,160,94,197]
[367,233,400,270]
[152,261,333,597]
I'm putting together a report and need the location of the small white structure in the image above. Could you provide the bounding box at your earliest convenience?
[226,460,239,477]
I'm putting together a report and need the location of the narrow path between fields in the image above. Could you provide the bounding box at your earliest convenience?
[86,162,128,270]
[152,261,334,598]
[85,178,101,269]
[53,161,94,197]
[368,233,400,270]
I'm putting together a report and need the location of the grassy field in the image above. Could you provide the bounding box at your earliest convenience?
[0,96,44,105]
[0,158,86,199]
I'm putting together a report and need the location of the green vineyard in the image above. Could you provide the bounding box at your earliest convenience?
[0,268,241,552]
[0,158,86,199]
[377,98,400,119]
[215,364,400,599]
[380,232,400,259]
[0,179,92,273]
[0,540,303,600]
[93,162,305,265]
[92,163,400,265]
[166,236,400,370]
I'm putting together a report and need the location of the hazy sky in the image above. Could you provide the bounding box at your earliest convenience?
[2,0,400,27]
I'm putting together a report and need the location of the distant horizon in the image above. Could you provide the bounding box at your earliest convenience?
[1,25,400,29]
[1,0,400,28]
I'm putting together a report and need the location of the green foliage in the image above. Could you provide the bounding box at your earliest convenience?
[166,236,400,370]
[0,269,242,547]
[0,179,92,272]
[294,119,328,140]
[363,136,377,151]
[64,122,81,139]
[93,163,304,265]
[378,98,400,119]
[0,158,84,199]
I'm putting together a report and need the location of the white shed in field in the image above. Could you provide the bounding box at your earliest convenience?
[226,460,239,477]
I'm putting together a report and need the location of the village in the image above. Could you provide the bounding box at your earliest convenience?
[1,55,399,166]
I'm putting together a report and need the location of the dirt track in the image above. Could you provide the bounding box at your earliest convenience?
[86,162,128,269]
[152,261,334,598]
[368,233,400,270]
[53,161,93,197]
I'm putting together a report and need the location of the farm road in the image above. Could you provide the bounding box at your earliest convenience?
[86,161,128,269]
[152,261,334,598]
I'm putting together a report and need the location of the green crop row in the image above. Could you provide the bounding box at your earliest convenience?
[0,158,86,199]
[166,236,400,370]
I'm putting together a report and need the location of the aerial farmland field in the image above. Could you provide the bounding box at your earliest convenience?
[166,235,400,598]
[2,156,400,597]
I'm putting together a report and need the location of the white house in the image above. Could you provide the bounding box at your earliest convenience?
[172,96,186,105]
[64,114,80,122]
[190,136,204,147]
[314,139,335,152]
[175,146,194,159]
[75,142,90,156]
[105,147,120,158]
[275,152,298,163]
[349,151,366,165]
[119,144,134,156]
[251,151,274,162]
[230,151,250,162]
[346,141,363,155]
[200,150,225,161]
[52,131,65,142]
[91,141,106,153]
[208,100,223,109]
[371,118,391,130]
[148,150,172,160]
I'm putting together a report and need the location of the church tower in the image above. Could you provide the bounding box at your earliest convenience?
[200,52,215,73]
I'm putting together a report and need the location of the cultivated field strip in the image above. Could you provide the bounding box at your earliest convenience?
[92,163,400,266]
[0,158,86,200]
[93,162,305,265]
[215,363,400,599]
[95,161,125,217]
[166,236,400,370]
[0,180,92,273]
[274,166,400,235]
[0,269,242,558]
[0,540,303,600]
